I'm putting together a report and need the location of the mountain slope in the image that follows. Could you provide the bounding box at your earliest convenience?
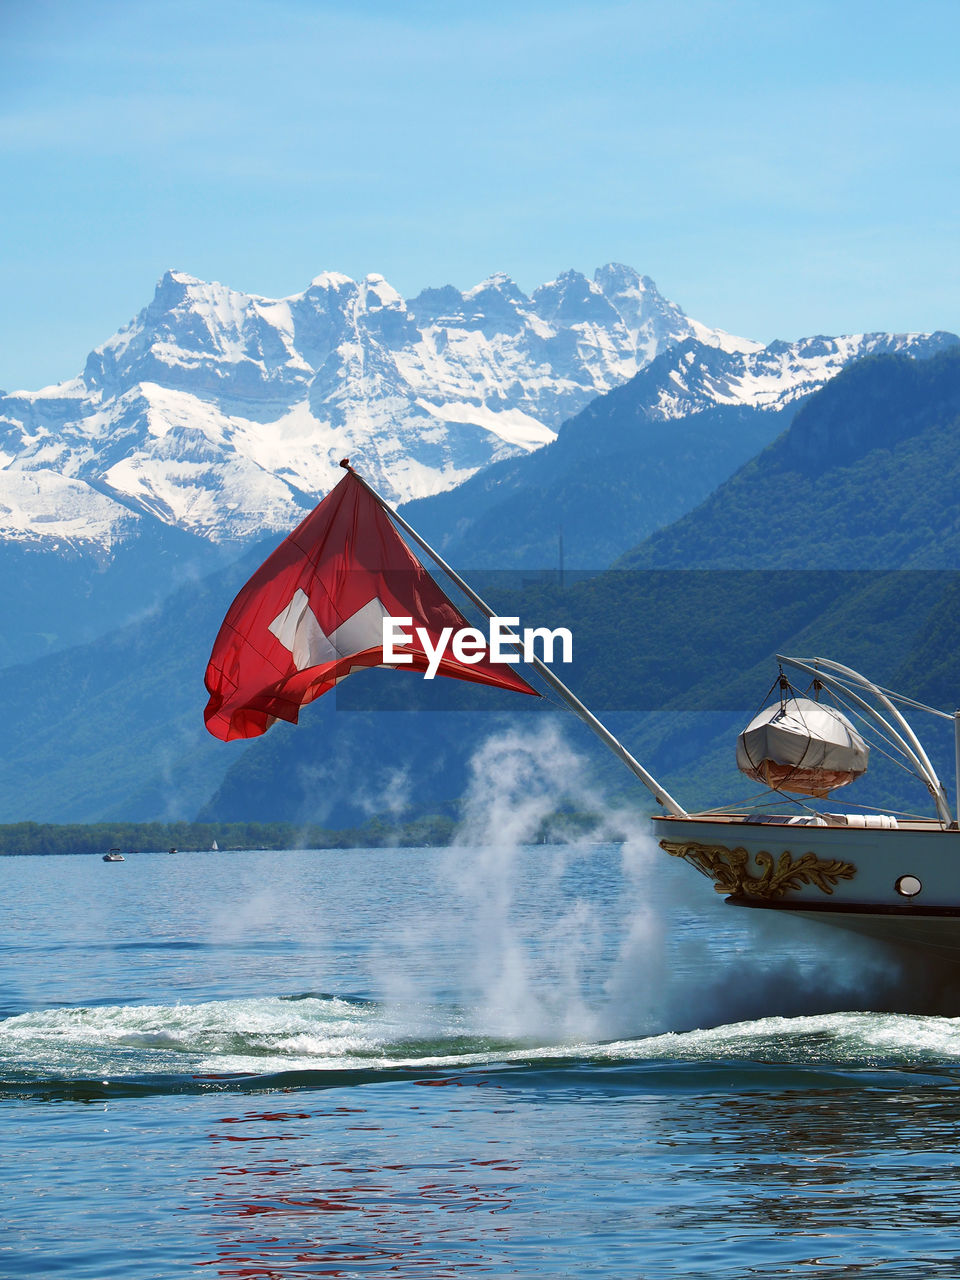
[0,539,277,822]
[619,346,960,570]
[399,399,791,570]
[399,332,957,569]
[0,524,230,668]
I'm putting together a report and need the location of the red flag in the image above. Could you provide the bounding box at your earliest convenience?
[204,471,538,740]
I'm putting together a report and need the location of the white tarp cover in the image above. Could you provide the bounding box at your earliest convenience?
[737,696,869,795]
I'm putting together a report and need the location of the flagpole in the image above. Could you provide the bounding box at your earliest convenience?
[340,461,689,818]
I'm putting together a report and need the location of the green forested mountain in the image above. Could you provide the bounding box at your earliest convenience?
[619,347,960,569]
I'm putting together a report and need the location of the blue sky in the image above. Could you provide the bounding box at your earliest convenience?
[2,0,958,390]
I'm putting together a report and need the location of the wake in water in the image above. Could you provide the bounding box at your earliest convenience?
[6,990,960,1101]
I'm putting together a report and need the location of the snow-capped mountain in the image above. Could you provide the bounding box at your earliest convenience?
[630,331,958,419]
[0,264,719,553]
[0,262,954,557]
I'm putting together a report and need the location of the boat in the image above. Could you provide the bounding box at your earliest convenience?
[203,462,960,961]
[102,849,125,862]
[516,639,960,961]
[651,658,960,960]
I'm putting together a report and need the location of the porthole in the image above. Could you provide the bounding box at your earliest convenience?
[895,875,922,898]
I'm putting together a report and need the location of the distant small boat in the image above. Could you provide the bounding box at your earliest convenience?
[210,839,219,851]
[102,849,124,862]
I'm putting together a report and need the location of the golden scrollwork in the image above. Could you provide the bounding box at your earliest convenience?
[658,839,857,899]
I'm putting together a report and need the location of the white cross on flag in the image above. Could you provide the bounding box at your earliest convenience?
[203,471,537,741]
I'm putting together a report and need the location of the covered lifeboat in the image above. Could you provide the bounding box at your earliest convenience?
[736,695,869,796]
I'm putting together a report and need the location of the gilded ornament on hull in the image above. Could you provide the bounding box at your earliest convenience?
[659,840,857,899]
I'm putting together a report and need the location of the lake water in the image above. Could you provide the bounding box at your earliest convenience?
[6,832,960,1278]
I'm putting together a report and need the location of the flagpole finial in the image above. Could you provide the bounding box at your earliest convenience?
[339,458,353,471]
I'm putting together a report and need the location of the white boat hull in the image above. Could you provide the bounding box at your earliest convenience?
[653,813,960,960]
[730,897,960,960]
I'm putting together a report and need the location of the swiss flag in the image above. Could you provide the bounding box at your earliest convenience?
[204,471,538,740]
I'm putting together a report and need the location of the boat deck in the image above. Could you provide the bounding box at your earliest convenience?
[654,813,951,833]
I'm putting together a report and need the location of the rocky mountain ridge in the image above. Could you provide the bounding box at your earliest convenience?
[0,264,722,552]
[3,262,949,560]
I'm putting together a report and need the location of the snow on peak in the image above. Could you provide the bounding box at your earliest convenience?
[360,274,404,309]
[150,269,234,314]
[0,466,139,550]
[641,328,957,419]
[465,272,525,300]
[162,268,205,287]
[594,262,646,292]
[306,270,355,292]
[688,317,764,355]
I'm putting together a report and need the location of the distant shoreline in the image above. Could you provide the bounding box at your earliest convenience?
[0,817,457,856]
[0,810,610,856]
